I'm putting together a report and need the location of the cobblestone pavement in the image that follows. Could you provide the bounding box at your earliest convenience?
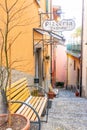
[41,88,87,130]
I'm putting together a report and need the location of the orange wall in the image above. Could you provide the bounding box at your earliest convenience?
[0,0,46,76]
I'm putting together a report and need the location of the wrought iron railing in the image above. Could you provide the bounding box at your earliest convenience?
[66,44,81,52]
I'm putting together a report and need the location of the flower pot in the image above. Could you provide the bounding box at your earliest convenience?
[48,92,55,99]
[75,91,79,97]
[0,113,30,130]
[75,89,79,97]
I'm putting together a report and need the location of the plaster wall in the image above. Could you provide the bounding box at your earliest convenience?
[82,0,87,97]
[56,45,67,85]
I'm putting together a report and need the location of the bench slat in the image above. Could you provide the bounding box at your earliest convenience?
[26,97,42,120]
[7,84,29,100]
[20,97,38,116]
[7,81,28,96]
[10,78,27,88]
[10,92,29,113]
[30,97,47,121]
[16,96,33,114]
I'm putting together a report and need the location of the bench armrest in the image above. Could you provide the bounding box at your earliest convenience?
[9,100,41,130]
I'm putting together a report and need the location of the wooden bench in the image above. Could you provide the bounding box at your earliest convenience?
[6,78,48,130]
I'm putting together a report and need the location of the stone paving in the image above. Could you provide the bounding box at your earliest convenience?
[41,88,87,130]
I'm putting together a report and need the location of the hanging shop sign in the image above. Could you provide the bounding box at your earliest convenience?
[43,19,75,32]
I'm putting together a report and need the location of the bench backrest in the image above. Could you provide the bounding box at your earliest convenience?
[6,78,30,113]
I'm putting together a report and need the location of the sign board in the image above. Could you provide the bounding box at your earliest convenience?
[43,19,75,32]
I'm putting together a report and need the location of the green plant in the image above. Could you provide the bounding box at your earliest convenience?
[31,89,39,96]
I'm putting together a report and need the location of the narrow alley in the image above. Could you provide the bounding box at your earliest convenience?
[41,89,87,130]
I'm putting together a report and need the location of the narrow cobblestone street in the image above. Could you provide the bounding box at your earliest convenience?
[41,88,87,130]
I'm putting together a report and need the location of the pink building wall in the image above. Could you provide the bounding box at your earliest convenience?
[56,45,67,85]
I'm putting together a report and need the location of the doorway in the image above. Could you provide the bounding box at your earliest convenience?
[35,48,43,86]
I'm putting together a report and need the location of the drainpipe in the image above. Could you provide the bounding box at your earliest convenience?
[50,0,52,86]
[66,53,68,90]
[80,0,84,97]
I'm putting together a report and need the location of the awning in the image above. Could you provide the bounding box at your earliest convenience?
[33,28,65,41]
[33,28,65,54]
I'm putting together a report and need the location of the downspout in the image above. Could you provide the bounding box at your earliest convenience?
[66,53,69,90]
[50,0,52,86]
[80,0,84,97]
[33,28,34,55]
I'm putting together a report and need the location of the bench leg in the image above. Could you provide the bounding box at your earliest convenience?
[46,99,49,122]
[40,99,49,123]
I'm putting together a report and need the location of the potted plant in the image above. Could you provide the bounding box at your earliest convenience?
[0,0,31,129]
[75,89,79,97]
[47,85,56,99]
[47,91,56,99]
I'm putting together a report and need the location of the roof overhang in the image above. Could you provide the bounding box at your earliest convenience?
[66,50,81,58]
[33,28,66,54]
[33,28,65,41]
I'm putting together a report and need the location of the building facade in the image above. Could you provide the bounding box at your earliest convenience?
[82,0,87,97]
[55,45,67,87]
[0,0,64,90]
[0,0,51,87]
[66,44,81,91]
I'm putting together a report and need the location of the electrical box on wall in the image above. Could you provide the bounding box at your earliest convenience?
[34,78,39,83]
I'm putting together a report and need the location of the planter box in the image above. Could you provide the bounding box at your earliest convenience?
[0,113,30,130]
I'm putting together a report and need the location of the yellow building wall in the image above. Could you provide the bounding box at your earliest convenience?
[0,0,46,76]
[67,54,80,87]
[40,0,46,12]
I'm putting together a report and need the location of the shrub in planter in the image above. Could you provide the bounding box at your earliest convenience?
[31,89,39,96]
